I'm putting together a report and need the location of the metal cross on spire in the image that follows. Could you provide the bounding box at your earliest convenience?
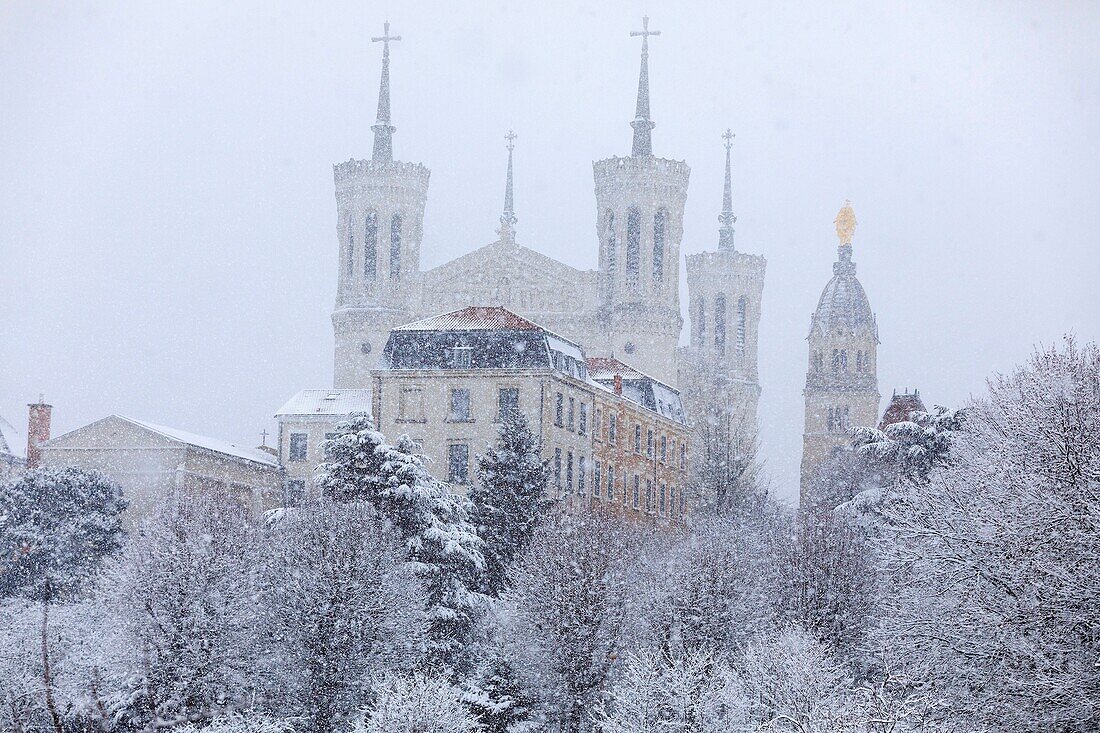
[718,128,737,251]
[498,130,518,245]
[371,21,402,164]
[629,16,660,157]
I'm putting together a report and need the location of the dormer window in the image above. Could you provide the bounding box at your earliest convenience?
[452,345,473,369]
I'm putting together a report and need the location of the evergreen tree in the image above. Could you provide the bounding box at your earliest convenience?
[470,410,554,597]
[319,414,487,675]
[0,466,127,733]
[464,636,537,733]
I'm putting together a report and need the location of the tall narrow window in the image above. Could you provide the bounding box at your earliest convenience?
[593,460,601,497]
[714,294,727,354]
[566,452,574,492]
[389,213,403,280]
[448,388,471,422]
[605,210,617,275]
[447,444,470,485]
[608,414,618,445]
[607,464,615,499]
[364,212,378,280]
[578,456,586,496]
[554,449,562,488]
[289,433,308,462]
[634,424,642,454]
[856,351,864,373]
[696,298,707,346]
[497,387,519,421]
[736,297,747,355]
[632,476,640,509]
[652,209,666,284]
[625,207,641,281]
[555,393,564,427]
[828,407,836,431]
[568,398,575,431]
[346,217,355,278]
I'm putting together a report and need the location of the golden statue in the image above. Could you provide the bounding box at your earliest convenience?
[834,200,857,245]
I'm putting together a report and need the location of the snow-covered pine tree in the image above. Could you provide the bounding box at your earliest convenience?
[464,633,538,733]
[318,414,487,674]
[0,466,127,733]
[470,409,554,597]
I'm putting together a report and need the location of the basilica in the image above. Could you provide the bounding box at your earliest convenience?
[325,17,883,500]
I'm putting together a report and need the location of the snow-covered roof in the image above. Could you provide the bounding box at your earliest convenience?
[0,414,24,459]
[115,416,279,467]
[585,357,687,425]
[275,389,373,417]
[394,306,543,332]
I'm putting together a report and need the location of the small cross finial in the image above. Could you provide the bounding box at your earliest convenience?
[260,428,269,447]
[630,15,661,51]
[505,129,517,152]
[723,128,735,151]
[371,20,401,50]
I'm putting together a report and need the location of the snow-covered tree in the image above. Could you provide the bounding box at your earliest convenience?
[874,338,1100,731]
[693,402,764,517]
[500,511,638,732]
[0,466,127,733]
[96,491,256,729]
[470,410,554,597]
[255,499,426,733]
[353,672,479,733]
[730,628,861,733]
[598,648,737,733]
[463,628,537,733]
[318,415,487,674]
[639,510,789,661]
[176,712,296,733]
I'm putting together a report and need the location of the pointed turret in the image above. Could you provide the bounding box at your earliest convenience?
[370,21,401,164]
[497,130,518,245]
[718,129,737,251]
[629,16,660,157]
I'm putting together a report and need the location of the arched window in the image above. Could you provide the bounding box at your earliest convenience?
[840,349,848,371]
[625,207,641,282]
[714,294,727,354]
[832,349,841,372]
[736,296,747,355]
[827,407,836,431]
[652,209,666,284]
[856,350,864,372]
[364,212,378,280]
[605,210,616,274]
[346,216,355,278]
[389,213,403,280]
[696,298,707,346]
[814,350,824,372]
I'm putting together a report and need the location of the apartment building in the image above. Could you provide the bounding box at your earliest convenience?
[372,306,691,522]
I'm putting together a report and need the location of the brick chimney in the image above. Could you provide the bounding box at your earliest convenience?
[613,374,623,395]
[26,395,52,469]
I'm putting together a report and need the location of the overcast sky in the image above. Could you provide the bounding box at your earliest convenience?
[2,1,1098,502]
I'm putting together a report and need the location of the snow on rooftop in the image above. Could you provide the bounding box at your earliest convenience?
[116,415,279,467]
[0,414,24,459]
[275,389,373,417]
[393,306,543,332]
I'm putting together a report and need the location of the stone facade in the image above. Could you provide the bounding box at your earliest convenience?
[41,415,284,521]
[799,203,881,500]
[330,26,767,442]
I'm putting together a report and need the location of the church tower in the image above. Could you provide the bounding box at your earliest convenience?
[799,202,880,501]
[594,16,689,386]
[332,22,429,388]
[680,131,767,434]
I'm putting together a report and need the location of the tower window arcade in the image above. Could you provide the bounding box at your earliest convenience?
[736,297,747,355]
[714,294,727,354]
[652,209,666,285]
[364,212,378,280]
[626,207,641,282]
[389,213,403,280]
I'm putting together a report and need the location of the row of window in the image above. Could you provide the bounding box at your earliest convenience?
[694,294,747,355]
[604,207,669,287]
[554,391,687,468]
[346,212,403,282]
[552,449,686,517]
[827,405,851,432]
[812,349,869,375]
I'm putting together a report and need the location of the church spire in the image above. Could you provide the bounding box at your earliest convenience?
[497,130,518,245]
[370,21,401,164]
[718,129,737,251]
[629,16,660,157]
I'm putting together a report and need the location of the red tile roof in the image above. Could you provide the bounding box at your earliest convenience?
[585,356,645,381]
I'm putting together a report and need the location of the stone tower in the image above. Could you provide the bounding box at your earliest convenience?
[594,16,688,386]
[799,201,880,501]
[332,22,430,388]
[681,130,767,434]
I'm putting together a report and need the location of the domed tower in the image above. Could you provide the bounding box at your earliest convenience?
[799,201,881,501]
[681,130,767,433]
[594,16,688,386]
[332,22,429,388]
